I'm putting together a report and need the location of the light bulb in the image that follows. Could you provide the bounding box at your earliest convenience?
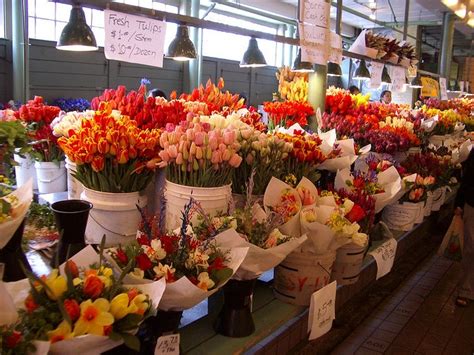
[370,10,376,20]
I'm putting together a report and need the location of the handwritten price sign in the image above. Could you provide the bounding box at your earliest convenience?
[155,334,179,355]
[308,281,336,340]
[105,9,166,67]
[369,238,398,280]
[299,23,329,65]
[300,0,330,28]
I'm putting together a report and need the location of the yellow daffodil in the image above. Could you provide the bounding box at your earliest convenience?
[74,298,114,336]
[43,269,67,301]
[131,294,149,315]
[47,320,74,343]
[110,293,138,320]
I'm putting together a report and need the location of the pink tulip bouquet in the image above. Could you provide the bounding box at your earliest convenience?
[158,120,243,187]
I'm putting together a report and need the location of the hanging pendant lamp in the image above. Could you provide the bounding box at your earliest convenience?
[409,75,423,88]
[327,62,342,77]
[353,59,370,81]
[381,65,392,84]
[167,25,197,61]
[240,37,267,68]
[57,5,98,51]
[291,48,314,72]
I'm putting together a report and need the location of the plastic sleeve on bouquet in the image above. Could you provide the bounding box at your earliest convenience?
[157,245,249,311]
[32,335,123,355]
[214,228,307,281]
[0,179,33,249]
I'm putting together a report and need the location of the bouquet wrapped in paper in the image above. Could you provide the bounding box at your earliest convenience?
[106,202,248,311]
[1,242,165,354]
[0,179,33,249]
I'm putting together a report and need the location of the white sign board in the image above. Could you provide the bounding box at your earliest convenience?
[105,9,166,67]
[370,62,384,89]
[439,77,448,100]
[460,81,465,93]
[155,334,179,355]
[300,0,330,28]
[391,66,406,93]
[369,238,398,280]
[308,281,337,340]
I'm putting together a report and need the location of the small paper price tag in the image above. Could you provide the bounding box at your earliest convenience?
[155,334,180,355]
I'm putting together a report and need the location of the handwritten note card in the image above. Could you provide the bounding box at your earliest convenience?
[300,0,330,28]
[299,23,329,65]
[105,9,166,67]
[155,334,179,355]
[308,281,336,340]
[391,66,406,93]
[369,238,398,280]
[328,32,342,64]
[370,62,384,88]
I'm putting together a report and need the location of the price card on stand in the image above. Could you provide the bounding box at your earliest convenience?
[155,334,180,355]
[369,62,384,88]
[369,238,398,280]
[105,9,166,67]
[439,77,448,100]
[421,77,439,97]
[308,281,337,340]
[300,0,330,28]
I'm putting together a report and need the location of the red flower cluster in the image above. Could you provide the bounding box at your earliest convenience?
[174,78,244,114]
[325,90,354,115]
[91,84,187,129]
[263,101,314,128]
[16,96,60,124]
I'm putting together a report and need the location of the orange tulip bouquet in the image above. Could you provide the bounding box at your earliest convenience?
[58,103,161,193]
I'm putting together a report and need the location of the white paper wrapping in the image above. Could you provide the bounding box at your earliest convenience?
[0,179,33,249]
[317,139,358,172]
[214,229,307,280]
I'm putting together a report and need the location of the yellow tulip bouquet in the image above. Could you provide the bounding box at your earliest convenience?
[0,244,155,354]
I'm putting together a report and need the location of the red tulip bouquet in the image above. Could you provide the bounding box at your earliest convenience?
[263,100,314,130]
[16,97,62,162]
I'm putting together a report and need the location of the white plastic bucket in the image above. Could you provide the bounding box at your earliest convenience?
[424,192,433,216]
[65,157,83,200]
[382,202,420,232]
[274,249,336,306]
[431,187,446,212]
[331,242,368,285]
[81,187,147,246]
[14,154,38,190]
[164,180,232,231]
[34,161,67,194]
[405,201,424,224]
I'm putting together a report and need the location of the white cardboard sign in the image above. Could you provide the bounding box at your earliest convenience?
[308,280,337,340]
[299,23,329,65]
[370,62,384,88]
[439,77,448,100]
[104,9,166,67]
[391,66,406,93]
[369,238,398,280]
[329,32,343,64]
[300,0,330,28]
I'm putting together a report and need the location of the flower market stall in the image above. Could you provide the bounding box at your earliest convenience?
[1,75,473,354]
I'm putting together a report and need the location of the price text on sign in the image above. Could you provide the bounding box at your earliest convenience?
[155,334,179,355]
[439,77,448,100]
[370,62,384,88]
[300,0,330,28]
[369,238,398,280]
[421,77,439,97]
[391,67,406,93]
[329,32,342,64]
[308,280,336,340]
[105,9,166,68]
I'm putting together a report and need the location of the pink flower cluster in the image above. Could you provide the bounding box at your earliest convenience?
[158,120,243,187]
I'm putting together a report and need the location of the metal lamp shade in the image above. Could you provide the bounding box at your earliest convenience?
[167,25,197,61]
[57,6,98,51]
[327,62,342,77]
[291,48,314,72]
[353,59,370,81]
[381,65,392,84]
[409,76,423,88]
[240,37,267,68]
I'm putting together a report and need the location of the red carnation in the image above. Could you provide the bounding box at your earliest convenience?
[136,253,153,271]
[115,248,128,265]
[345,204,366,223]
[5,331,22,349]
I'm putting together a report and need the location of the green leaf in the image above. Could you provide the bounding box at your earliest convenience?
[214,267,233,285]
[115,313,143,332]
[108,331,123,342]
[120,333,141,352]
